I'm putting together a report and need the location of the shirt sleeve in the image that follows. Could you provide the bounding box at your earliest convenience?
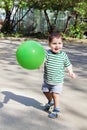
[64,53,71,67]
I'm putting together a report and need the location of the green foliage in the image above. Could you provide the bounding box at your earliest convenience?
[0,0,87,38]
[0,0,14,9]
[0,32,23,38]
[11,33,23,37]
[69,21,86,38]
[74,2,87,17]
[0,33,4,37]
[69,25,82,38]
[69,1,87,38]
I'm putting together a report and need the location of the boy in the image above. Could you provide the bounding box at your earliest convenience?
[42,32,76,118]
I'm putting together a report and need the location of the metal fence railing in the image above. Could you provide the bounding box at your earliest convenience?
[15,9,71,34]
[0,8,71,33]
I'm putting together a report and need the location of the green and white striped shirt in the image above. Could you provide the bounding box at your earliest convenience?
[44,49,71,85]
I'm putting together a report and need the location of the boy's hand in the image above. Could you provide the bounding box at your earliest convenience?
[69,72,76,79]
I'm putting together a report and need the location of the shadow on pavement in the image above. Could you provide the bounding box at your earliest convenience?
[0,102,3,108]
[1,91,44,110]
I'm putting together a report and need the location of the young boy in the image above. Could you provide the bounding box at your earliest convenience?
[42,32,76,118]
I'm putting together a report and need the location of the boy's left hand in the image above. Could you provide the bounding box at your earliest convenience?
[70,72,76,79]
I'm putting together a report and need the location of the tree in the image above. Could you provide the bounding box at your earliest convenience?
[34,0,86,33]
[0,0,87,36]
[0,0,37,33]
[68,1,87,38]
[34,0,66,33]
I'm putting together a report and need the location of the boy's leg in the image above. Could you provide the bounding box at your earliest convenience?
[43,92,52,101]
[52,93,60,108]
[42,82,53,102]
[48,92,60,118]
[43,92,54,111]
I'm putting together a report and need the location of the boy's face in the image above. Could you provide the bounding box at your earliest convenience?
[49,37,63,53]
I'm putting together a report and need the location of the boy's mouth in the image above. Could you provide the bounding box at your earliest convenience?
[54,48,59,51]
[55,48,58,50]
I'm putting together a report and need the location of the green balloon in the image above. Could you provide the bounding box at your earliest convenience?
[16,40,45,70]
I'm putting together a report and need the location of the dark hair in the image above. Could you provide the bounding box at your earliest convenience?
[49,32,62,43]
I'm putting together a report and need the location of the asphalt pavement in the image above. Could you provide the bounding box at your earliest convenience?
[0,39,87,130]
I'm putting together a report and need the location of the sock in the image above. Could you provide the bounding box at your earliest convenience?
[53,107,60,112]
[48,99,54,105]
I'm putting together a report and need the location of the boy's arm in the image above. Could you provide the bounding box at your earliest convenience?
[66,64,76,78]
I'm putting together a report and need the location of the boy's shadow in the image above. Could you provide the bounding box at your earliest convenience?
[1,91,44,110]
[0,102,3,108]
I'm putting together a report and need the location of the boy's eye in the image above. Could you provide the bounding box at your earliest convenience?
[52,42,62,45]
[59,42,62,44]
[52,43,56,45]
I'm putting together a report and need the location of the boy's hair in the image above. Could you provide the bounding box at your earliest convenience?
[48,32,62,43]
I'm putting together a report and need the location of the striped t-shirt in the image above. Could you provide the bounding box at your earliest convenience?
[44,49,71,85]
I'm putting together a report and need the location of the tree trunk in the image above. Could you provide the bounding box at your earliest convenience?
[44,10,54,33]
[63,15,71,34]
[73,12,78,28]
[1,10,12,33]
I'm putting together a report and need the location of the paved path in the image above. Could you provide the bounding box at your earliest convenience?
[0,39,87,130]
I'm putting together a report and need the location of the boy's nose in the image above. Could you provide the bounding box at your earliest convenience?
[56,44,59,47]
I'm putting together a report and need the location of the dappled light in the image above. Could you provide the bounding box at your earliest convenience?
[0,39,87,130]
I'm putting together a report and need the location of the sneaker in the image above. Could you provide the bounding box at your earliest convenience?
[48,111,58,119]
[48,108,60,119]
[44,100,54,112]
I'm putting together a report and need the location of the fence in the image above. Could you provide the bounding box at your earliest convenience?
[0,8,72,34]
[15,9,71,34]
